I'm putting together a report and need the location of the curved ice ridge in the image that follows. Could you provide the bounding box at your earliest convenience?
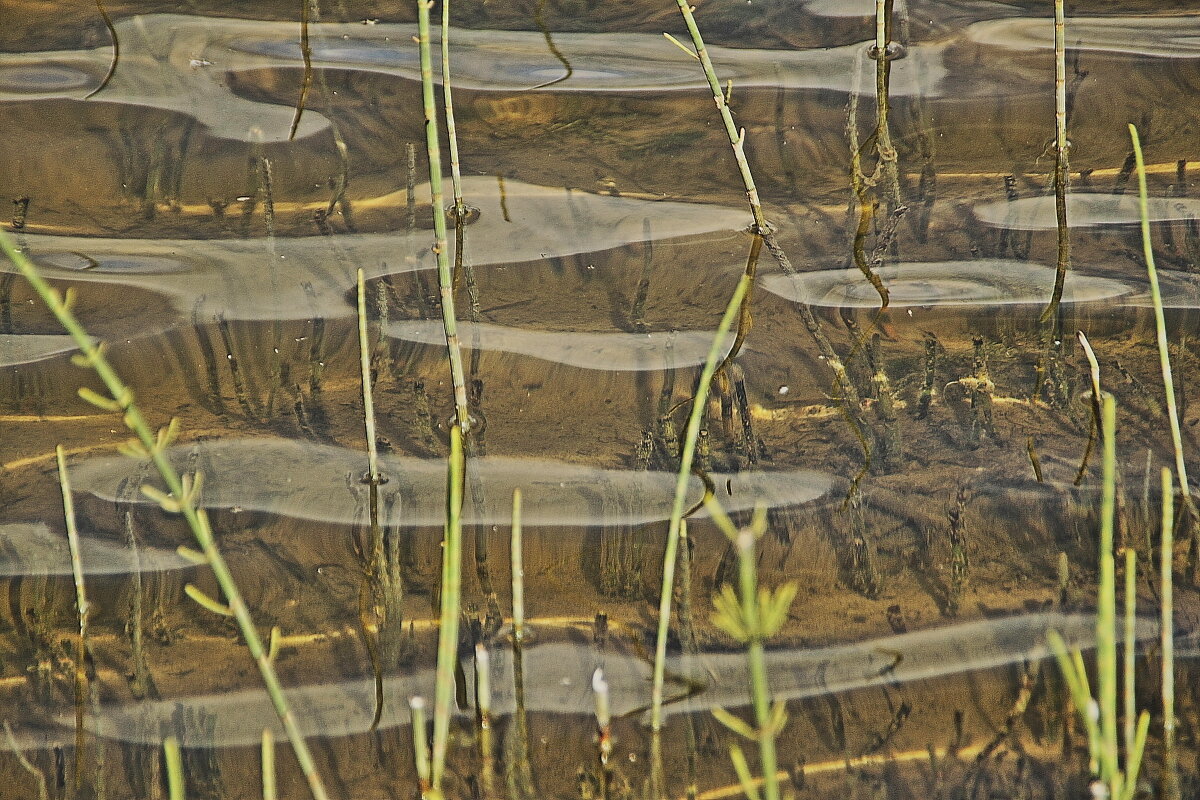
[385,320,734,372]
[967,15,1200,59]
[0,522,195,576]
[60,611,1150,747]
[0,14,945,141]
[760,260,1131,308]
[70,436,841,528]
[974,193,1200,231]
[2,177,747,324]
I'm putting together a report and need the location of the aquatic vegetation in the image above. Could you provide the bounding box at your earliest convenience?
[69,436,840,528]
[0,522,193,576]
[704,503,794,800]
[385,320,734,372]
[48,611,1124,749]
[0,229,333,800]
[973,193,1200,231]
[5,177,745,324]
[759,260,1130,308]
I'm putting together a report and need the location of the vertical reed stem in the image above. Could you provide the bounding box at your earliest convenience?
[1129,125,1194,516]
[262,729,277,800]
[476,644,497,799]
[431,425,465,789]
[164,736,185,800]
[357,269,381,484]
[411,697,432,797]
[510,489,525,642]
[1160,466,1179,800]
[1098,394,1118,785]
[441,0,466,216]
[651,274,751,732]
[1041,0,1070,323]
[735,526,779,800]
[670,2,767,234]
[417,0,470,434]
[56,445,89,790]
[1122,546,1136,761]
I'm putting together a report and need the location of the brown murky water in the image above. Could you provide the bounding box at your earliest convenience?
[3,1,1200,798]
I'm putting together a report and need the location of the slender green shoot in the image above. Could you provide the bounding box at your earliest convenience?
[357,269,380,485]
[164,736,185,800]
[476,644,497,798]
[1098,393,1120,786]
[668,1,767,234]
[410,697,432,798]
[1049,395,1150,800]
[431,425,465,790]
[417,0,470,434]
[0,230,330,800]
[3,721,48,800]
[56,445,90,789]
[1160,467,1179,800]
[1122,545,1137,761]
[262,729,277,800]
[705,499,795,800]
[510,488,526,642]
[650,272,751,732]
[1129,124,1193,516]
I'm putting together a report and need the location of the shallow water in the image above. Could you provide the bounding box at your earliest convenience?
[3,1,1200,799]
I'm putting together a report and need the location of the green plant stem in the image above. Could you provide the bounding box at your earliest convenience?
[431,424,465,790]
[56,445,89,790]
[164,736,185,800]
[510,488,525,642]
[735,529,779,800]
[1098,393,1118,787]
[262,729,277,800]
[1041,0,1070,324]
[411,697,432,796]
[1161,466,1179,800]
[441,0,466,216]
[357,269,380,484]
[476,644,497,799]
[1122,545,1136,762]
[0,230,330,800]
[670,1,767,234]
[417,0,470,434]
[650,273,751,732]
[1129,124,1192,514]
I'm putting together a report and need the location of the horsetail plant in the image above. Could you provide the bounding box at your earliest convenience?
[1160,467,1179,800]
[416,0,470,435]
[431,424,465,792]
[0,230,331,800]
[650,273,751,734]
[665,1,767,236]
[1048,395,1149,800]
[164,736,185,800]
[56,445,91,790]
[703,500,795,800]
